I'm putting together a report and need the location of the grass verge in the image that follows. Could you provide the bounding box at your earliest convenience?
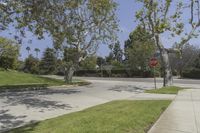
[145,86,183,94]
[7,100,171,133]
[0,70,89,91]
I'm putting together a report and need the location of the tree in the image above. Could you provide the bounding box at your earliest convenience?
[113,41,123,62]
[34,48,40,58]
[39,48,57,74]
[0,37,20,70]
[1,0,118,83]
[194,53,200,69]
[105,52,114,65]
[169,44,199,77]
[80,56,97,70]
[135,0,200,86]
[24,55,39,74]
[26,47,31,55]
[111,60,124,70]
[97,56,106,68]
[124,26,156,72]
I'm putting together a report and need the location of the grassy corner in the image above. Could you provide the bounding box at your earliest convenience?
[145,86,183,94]
[0,70,90,90]
[7,100,171,133]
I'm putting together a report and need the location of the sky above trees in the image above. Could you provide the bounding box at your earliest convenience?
[0,0,199,60]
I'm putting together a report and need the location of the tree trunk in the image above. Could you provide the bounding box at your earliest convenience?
[64,66,75,83]
[161,49,173,86]
[155,35,173,87]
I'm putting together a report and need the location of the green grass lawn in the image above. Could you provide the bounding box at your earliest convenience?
[0,70,88,90]
[145,86,183,94]
[7,100,171,133]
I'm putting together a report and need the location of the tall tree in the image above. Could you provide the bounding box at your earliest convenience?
[135,0,200,86]
[26,46,31,55]
[124,26,156,72]
[34,48,40,58]
[97,56,106,67]
[0,37,20,69]
[113,41,123,62]
[169,44,199,77]
[1,0,118,83]
[194,53,200,69]
[39,48,57,74]
[105,52,114,65]
[24,55,39,74]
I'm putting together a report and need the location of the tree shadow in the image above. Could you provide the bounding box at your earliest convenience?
[0,89,78,110]
[0,89,79,132]
[0,109,26,132]
[4,121,41,133]
[109,85,147,93]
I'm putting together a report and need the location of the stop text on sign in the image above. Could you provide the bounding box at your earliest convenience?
[149,58,158,67]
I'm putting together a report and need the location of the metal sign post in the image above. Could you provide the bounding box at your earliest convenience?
[153,66,157,89]
[149,57,158,89]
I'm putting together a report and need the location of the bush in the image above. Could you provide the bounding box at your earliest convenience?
[24,55,40,74]
[72,69,154,78]
[182,68,200,79]
[0,84,48,92]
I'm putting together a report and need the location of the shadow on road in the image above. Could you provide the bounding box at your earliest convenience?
[0,88,80,132]
[0,109,26,132]
[109,85,147,93]
[0,89,79,110]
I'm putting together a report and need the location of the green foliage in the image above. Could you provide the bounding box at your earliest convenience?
[0,37,20,69]
[124,26,156,72]
[111,60,124,70]
[194,53,200,69]
[181,49,200,78]
[64,48,79,63]
[24,55,39,74]
[0,84,48,91]
[34,48,40,58]
[80,56,97,70]
[170,44,200,77]
[182,68,200,79]
[75,69,153,78]
[96,56,106,67]
[136,1,200,50]
[1,0,118,82]
[105,52,114,64]
[113,41,123,62]
[7,100,171,133]
[39,48,57,74]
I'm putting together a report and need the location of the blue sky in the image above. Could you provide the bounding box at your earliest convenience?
[0,0,199,60]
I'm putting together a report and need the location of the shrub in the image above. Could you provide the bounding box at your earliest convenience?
[182,68,200,79]
[72,69,154,78]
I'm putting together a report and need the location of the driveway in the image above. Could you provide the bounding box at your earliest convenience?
[0,76,199,132]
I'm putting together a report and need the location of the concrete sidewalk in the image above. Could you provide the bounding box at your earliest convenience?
[148,89,200,133]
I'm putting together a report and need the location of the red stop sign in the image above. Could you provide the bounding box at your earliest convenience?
[149,58,158,67]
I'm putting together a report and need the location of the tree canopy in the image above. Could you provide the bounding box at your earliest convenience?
[135,0,200,86]
[0,0,118,82]
[124,26,156,71]
[0,37,20,69]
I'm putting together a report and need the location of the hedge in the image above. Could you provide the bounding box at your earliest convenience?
[73,69,154,78]
[0,84,48,92]
[182,68,200,79]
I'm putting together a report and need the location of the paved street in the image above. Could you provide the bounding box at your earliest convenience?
[0,76,199,132]
[74,76,200,87]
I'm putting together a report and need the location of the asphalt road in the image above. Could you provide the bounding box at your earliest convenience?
[0,76,199,132]
[74,76,200,85]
